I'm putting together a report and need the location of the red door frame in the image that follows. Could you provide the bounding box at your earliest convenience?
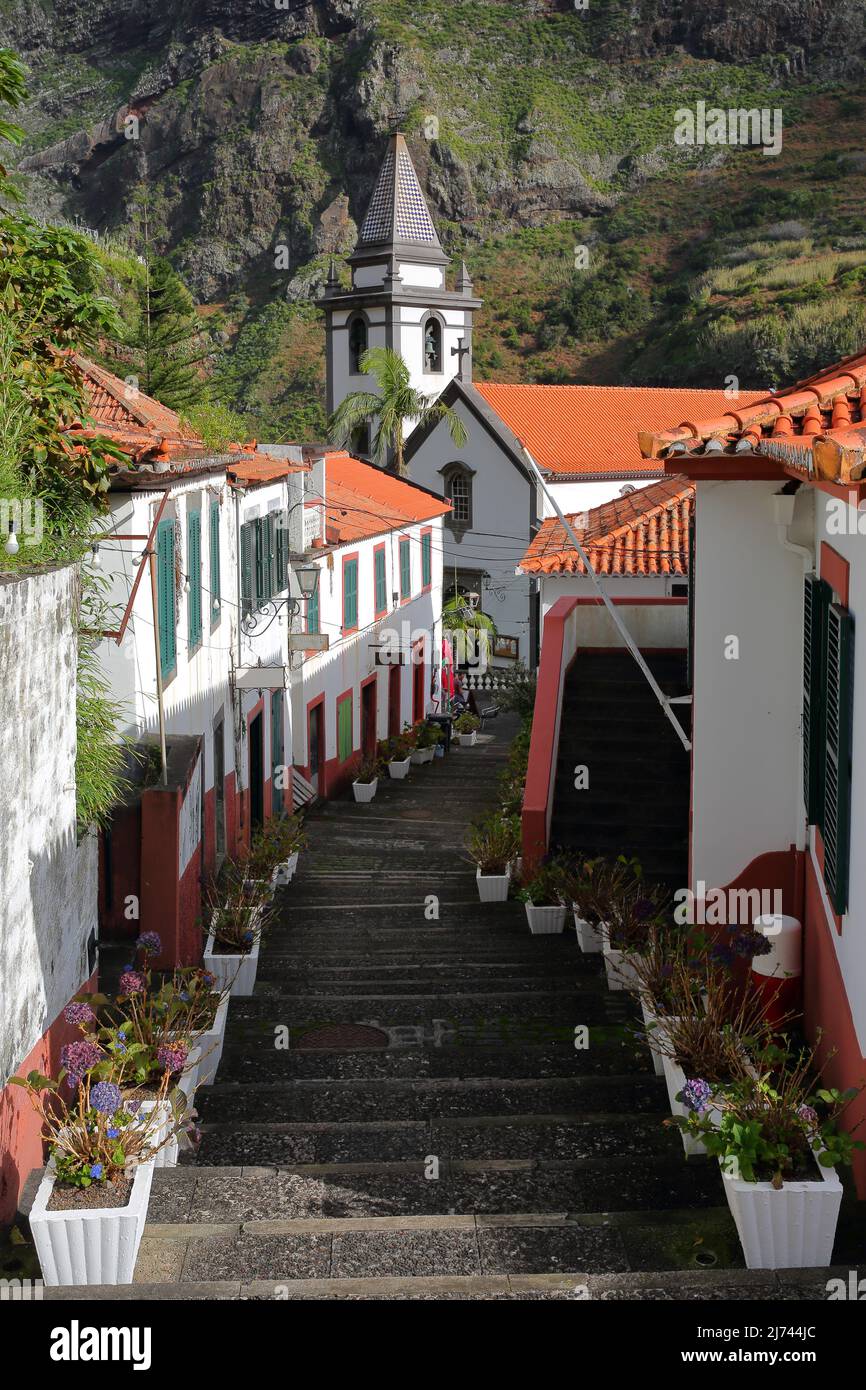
[412,637,426,723]
[388,664,402,738]
[306,693,325,791]
[361,673,378,757]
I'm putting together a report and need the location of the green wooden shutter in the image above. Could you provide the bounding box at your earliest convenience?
[338,694,353,762]
[421,532,432,588]
[306,588,319,635]
[275,510,288,592]
[375,547,386,614]
[156,518,176,677]
[241,522,253,616]
[271,689,284,814]
[823,601,854,915]
[344,558,358,630]
[255,517,273,606]
[188,509,202,648]
[210,499,220,613]
[400,538,410,597]
[803,573,831,824]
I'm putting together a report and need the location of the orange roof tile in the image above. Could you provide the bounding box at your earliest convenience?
[519,479,693,577]
[75,354,204,450]
[227,454,310,485]
[323,451,450,544]
[473,383,765,477]
[640,348,866,471]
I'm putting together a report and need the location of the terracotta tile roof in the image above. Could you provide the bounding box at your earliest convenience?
[639,348,866,483]
[323,451,450,544]
[519,479,693,577]
[227,453,310,485]
[75,354,204,450]
[473,383,765,478]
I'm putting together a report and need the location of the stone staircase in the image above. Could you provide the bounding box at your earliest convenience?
[34,716,865,1300]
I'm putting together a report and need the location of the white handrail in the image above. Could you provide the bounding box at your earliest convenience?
[522,448,692,753]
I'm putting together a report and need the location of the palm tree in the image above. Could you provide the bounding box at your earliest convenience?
[329,346,467,476]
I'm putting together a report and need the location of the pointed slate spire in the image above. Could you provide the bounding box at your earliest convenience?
[357,132,443,251]
[457,259,473,296]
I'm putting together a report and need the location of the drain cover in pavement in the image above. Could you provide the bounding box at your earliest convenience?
[296,1023,389,1050]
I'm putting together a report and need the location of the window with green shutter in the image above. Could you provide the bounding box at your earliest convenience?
[803,573,831,825]
[374,545,387,615]
[823,601,854,915]
[210,499,220,620]
[275,510,289,592]
[343,556,358,632]
[337,693,353,762]
[156,518,177,677]
[306,587,319,635]
[241,522,253,616]
[187,509,202,649]
[421,531,432,589]
[255,515,275,607]
[400,538,411,599]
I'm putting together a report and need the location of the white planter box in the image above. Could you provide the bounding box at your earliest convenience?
[29,1157,154,1287]
[639,995,672,1078]
[204,927,260,997]
[476,865,511,902]
[601,925,645,991]
[525,902,567,935]
[352,778,378,802]
[271,851,299,887]
[388,757,411,779]
[722,1150,843,1270]
[573,910,603,953]
[411,746,435,765]
[196,991,230,1087]
[457,730,478,746]
[135,1097,179,1169]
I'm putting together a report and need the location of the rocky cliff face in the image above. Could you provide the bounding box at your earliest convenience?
[3,0,865,304]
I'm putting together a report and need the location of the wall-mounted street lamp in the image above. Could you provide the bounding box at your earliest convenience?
[240,563,321,638]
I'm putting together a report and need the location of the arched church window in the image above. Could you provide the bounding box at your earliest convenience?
[423,316,443,374]
[445,464,472,527]
[349,315,368,374]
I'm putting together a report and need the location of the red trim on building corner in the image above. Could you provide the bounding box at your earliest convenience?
[819,541,850,606]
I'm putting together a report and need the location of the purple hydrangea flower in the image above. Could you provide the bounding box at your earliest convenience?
[64,1002,96,1026]
[90,1081,122,1116]
[60,1039,103,1084]
[633,897,656,922]
[798,1104,819,1131]
[202,971,216,988]
[89,1163,104,1180]
[681,1078,713,1115]
[119,971,146,996]
[136,932,162,956]
[156,1042,188,1075]
[731,929,773,959]
[710,943,736,970]
[107,1127,121,1140]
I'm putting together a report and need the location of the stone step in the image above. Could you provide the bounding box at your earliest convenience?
[194,1074,664,1125]
[215,1040,649,1084]
[223,996,630,1032]
[192,1113,678,1167]
[148,1158,725,1222]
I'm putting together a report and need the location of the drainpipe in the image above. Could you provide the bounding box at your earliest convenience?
[772,488,814,852]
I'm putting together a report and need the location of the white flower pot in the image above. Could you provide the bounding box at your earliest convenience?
[388,757,411,779]
[525,902,567,935]
[458,730,478,746]
[573,910,603,953]
[204,927,260,997]
[411,746,435,765]
[196,991,230,1086]
[135,1097,179,1169]
[476,865,511,902]
[271,851,299,886]
[352,778,378,802]
[722,1150,843,1269]
[601,925,645,991]
[639,995,671,1078]
[29,1157,154,1287]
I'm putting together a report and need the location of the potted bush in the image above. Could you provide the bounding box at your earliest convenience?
[384,734,412,780]
[465,813,520,902]
[517,861,568,934]
[454,711,481,747]
[10,1067,173,1286]
[352,755,382,803]
[249,814,307,887]
[203,871,270,996]
[678,1059,863,1269]
[602,884,667,992]
[557,858,604,953]
[411,721,443,764]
